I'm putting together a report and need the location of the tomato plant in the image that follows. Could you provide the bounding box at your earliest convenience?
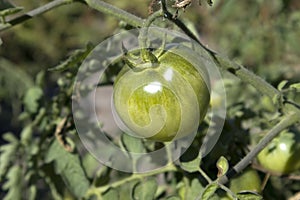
[1,1,300,200]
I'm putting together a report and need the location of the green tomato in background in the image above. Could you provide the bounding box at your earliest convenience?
[257,130,300,174]
[229,168,261,194]
[220,168,261,200]
[113,47,210,142]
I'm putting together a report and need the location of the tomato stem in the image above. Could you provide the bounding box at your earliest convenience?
[138,10,163,63]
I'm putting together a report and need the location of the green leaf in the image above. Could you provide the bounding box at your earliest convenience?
[45,140,90,198]
[20,125,33,146]
[216,156,229,177]
[0,37,2,46]
[200,182,219,200]
[0,133,18,179]
[180,156,201,172]
[23,86,43,114]
[2,132,18,143]
[277,80,288,91]
[2,165,22,200]
[186,179,205,200]
[121,133,146,154]
[48,42,94,72]
[103,188,119,200]
[0,59,34,100]
[133,178,158,200]
[290,83,300,90]
[236,191,263,200]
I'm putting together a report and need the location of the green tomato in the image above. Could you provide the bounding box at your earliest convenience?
[219,168,261,200]
[113,48,210,142]
[257,130,300,174]
[229,168,261,194]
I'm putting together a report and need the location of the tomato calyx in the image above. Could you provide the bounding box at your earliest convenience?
[121,42,165,72]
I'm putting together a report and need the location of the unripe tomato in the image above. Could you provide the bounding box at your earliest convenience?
[229,168,261,194]
[113,47,210,142]
[220,168,261,200]
[257,130,300,174]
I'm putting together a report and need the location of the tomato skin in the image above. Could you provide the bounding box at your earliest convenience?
[218,168,261,200]
[257,130,300,174]
[229,168,261,194]
[113,48,210,142]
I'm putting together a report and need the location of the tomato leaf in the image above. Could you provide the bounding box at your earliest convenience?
[200,182,219,200]
[216,156,229,177]
[0,133,19,180]
[23,86,43,114]
[48,42,94,72]
[180,156,201,172]
[121,133,146,154]
[20,125,33,146]
[103,188,119,200]
[185,179,205,199]
[2,165,22,200]
[132,178,158,200]
[45,140,90,198]
[290,83,300,90]
[277,80,288,91]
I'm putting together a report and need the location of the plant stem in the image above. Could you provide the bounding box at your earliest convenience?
[84,0,143,28]
[198,167,212,184]
[0,0,75,32]
[212,54,281,102]
[139,10,163,61]
[87,163,177,196]
[217,112,300,185]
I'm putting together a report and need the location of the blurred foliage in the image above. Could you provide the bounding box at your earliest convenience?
[0,0,300,200]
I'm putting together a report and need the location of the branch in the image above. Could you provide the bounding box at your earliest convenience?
[84,0,143,28]
[217,112,300,185]
[0,0,75,32]
[86,164,177,197]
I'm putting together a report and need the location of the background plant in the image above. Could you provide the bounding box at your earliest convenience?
[0,0,300,199]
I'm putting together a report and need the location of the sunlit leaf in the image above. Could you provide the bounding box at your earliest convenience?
[290,83,300,90]
[200,182,219,200]
[180,156,201,172]
[277,80,288,91]
[216,156,229,177]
